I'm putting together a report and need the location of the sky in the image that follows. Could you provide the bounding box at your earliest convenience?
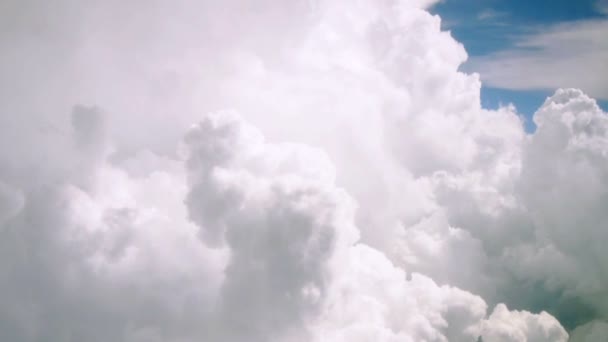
[432,0,608,131]
[1,0,608,341]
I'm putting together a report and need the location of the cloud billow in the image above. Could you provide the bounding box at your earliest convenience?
[0,0,606,341]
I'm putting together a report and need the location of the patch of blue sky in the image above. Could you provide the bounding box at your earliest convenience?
[431,0,608,131]
[482,87,608,132]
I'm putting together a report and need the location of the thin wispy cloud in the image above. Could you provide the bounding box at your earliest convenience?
[477,9,508,21]
[596,0,608,14]
[468,19,608,100]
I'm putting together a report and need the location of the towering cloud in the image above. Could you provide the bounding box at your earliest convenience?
[0,0,606,341]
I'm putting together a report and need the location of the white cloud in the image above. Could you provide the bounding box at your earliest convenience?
[506,89,608,318]
[0,105,561,341]
[477,9,508,21]
[481,304,568,342]
[468,20,608,100]
[3,0,608,340]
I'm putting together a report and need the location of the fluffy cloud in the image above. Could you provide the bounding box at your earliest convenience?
[184,112,356,341]
[0,106,565,341]
[1,0,607,341]
[506,89,608,323]
[0,108,227,341]
[481,304,568,342]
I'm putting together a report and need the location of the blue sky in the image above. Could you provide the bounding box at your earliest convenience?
[431,0,608,131]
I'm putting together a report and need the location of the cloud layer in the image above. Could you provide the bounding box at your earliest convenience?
[1,0,607,341]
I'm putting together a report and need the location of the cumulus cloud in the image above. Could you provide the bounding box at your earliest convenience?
[505,89,608,323]
[481,304,568,342]
[183,112,356,341]
[1,0,607,341]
